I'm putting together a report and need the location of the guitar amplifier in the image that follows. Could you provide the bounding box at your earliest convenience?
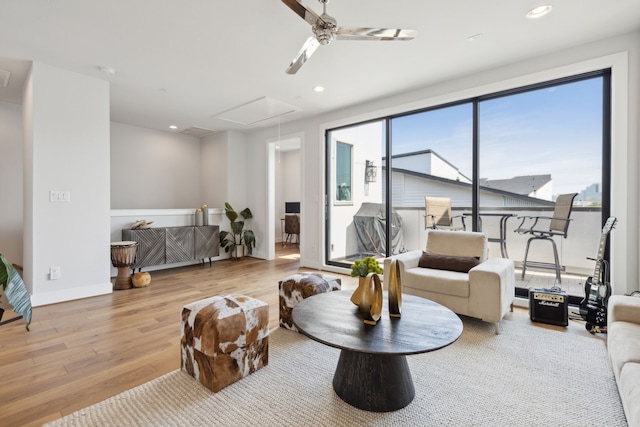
[529,288,569,327]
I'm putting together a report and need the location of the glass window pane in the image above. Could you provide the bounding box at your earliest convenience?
[389,104,473,253]
[336,142,352,202]
[327,121,386,266]
[479,77,604,296]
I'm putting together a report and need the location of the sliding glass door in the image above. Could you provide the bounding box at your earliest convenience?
[325,70,610,301]
[326,120,387,266]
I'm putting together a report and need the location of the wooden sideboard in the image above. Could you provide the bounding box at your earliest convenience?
[122,225,219,270]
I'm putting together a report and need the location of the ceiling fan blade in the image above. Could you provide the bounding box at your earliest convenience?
[336,27,417,41]
[281,0,324,26]
[285,37,321,75]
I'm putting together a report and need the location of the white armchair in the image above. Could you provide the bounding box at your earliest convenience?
[384,230,515,334]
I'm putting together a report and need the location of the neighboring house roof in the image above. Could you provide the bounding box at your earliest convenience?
[383,149,473,182]
[480,175,551,196]
[389,167,555,206]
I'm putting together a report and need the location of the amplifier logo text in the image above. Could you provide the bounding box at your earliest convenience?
[538,301,560,308]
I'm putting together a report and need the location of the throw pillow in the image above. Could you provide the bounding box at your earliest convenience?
[418,251,480,273]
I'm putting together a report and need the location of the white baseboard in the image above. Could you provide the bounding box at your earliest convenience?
[31,282,112,307]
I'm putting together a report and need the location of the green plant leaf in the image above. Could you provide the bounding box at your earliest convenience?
[240,208,253,220]
[0,256,9,292]
[225,210,238,223]
[0,254,32,331]
[243,230,256,255]
[350,256,383,277]
[231,221,245,236]
[224,202,238,222]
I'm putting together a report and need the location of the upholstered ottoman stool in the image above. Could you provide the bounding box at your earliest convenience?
[180,294,269,392]
[279,273,341,332]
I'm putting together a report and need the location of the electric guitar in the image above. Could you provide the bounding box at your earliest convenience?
[579,216,617,333]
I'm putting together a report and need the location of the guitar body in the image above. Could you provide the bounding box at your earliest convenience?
[579,279,591,318]
[581,276,611,332]
[579,216,617,334]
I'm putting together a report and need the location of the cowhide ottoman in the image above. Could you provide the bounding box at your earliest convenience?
[279,272,341,332]
[180,294,269,392]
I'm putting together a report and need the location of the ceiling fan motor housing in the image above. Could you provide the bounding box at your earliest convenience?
[313,14,337,45]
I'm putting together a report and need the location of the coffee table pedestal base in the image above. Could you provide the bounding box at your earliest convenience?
[332,349,415,412]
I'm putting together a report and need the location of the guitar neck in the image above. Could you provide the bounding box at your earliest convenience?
[591,220,615,284]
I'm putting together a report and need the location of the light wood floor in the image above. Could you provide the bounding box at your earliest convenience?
[0,245,600,426]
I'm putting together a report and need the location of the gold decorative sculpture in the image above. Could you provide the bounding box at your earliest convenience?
[359,272,383,325]
[350,276,367,306]
[388,259,402,317]
[349,256,383,306]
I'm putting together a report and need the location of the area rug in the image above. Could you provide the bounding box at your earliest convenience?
[44,317,627,427]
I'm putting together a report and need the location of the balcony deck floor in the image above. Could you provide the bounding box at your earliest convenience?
[516,267,587,297]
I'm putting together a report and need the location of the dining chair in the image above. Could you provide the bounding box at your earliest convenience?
[514,193,578,283]
[424,197,465,231]
[284,214,300,246]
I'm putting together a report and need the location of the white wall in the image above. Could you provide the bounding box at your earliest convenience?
[534,181,554,201]
[282,150,301,207]
[25,62,111,306]
[201,131,229,209]
[0,101,23,264]
[110,122,202,209]
[245,31,640,295]
[201,130,255,253]
[227,130,248,211]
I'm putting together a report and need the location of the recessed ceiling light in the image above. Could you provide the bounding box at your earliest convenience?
[467,33,483,42]
[98,66,116,75]
[169,125,178,130]
[526,5,552,19]
[313,85,325,92]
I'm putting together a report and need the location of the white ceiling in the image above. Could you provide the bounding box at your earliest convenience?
[0,0,638,135]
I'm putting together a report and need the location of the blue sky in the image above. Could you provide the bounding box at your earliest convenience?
[390,77,603,195]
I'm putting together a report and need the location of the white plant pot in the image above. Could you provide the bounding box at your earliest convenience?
[232,245,245,260]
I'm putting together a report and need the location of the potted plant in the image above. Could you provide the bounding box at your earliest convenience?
[349,256,383,306]
[219,202,256,260]
[0,253,32,331]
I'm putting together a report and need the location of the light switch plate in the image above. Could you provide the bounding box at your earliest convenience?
[50,191,71,202]
[49,266,61,280]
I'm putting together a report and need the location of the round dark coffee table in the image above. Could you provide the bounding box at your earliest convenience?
[292,290,463,412]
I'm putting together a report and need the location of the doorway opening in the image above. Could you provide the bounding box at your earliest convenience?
[267,133,303,261]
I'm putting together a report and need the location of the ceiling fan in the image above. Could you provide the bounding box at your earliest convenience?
[282,0,417,74]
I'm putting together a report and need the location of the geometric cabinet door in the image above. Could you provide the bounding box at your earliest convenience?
[165,226,195,264]
[122,227,165,270]
[195,225,220,264]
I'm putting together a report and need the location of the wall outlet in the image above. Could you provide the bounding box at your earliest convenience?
[49,266,61,280]
[49,191,71,202]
